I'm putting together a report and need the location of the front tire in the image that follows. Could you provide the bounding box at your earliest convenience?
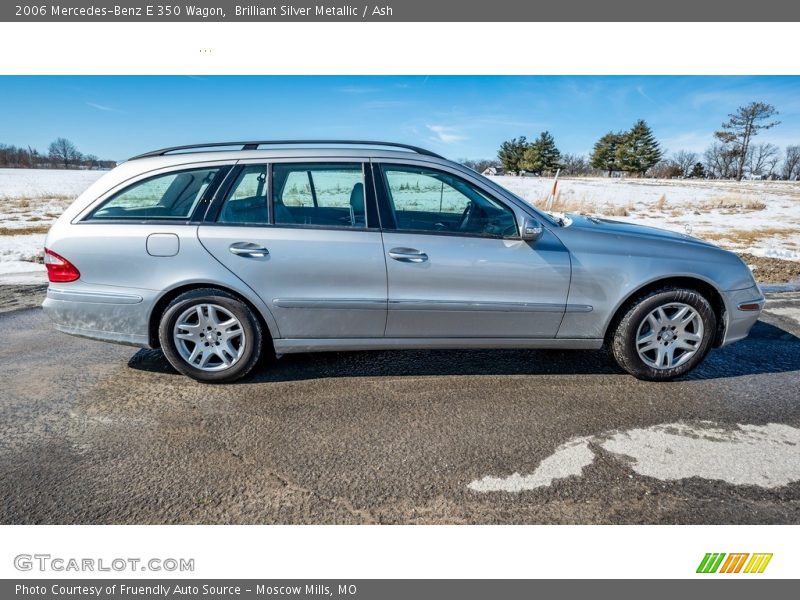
[158,288,263,383]
[610,288,716,381]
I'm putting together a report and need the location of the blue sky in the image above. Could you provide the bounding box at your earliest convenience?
[1,76,798,161]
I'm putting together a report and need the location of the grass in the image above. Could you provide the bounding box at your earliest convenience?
[698,227,789,245]
[0,193,75,212]
[534,193,631,216]
[0,224,51,236]
[697,195,767,211]
[0,193,74,203]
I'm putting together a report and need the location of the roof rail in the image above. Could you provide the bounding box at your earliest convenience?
[128,140,445,160]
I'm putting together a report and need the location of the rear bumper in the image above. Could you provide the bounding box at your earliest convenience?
[42,283,155,348]
[720,285,764,347]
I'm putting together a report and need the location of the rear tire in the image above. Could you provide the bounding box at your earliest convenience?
[158,288,263,383]
[610,287,716,381]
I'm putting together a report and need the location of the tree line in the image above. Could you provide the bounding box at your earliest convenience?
[0,137,116,170]
[472,101,799,181]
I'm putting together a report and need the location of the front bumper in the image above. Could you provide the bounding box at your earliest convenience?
[720,285,765,347]
[42,283,156,348]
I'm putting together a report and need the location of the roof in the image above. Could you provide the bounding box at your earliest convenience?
[129,140,444,161]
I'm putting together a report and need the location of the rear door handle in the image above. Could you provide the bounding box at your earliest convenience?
[388,247,428,263]
[229,242,269,258]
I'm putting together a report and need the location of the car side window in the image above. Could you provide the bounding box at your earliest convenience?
[272,163,367,229]
[380,165,518,238]
[217,165,269,224]
[89,167,221,220]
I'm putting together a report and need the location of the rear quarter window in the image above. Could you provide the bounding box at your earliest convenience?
[87,167,223,221]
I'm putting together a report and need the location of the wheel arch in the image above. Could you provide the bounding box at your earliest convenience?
[148,282,278,351]
[603,275,727,348]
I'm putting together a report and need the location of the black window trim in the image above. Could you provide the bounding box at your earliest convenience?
[373,162,522,241]
[203,160,380,232]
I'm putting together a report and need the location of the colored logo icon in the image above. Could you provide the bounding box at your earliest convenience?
[697,553,773,574]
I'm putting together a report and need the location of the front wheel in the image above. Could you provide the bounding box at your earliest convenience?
[158,288,263,383]
[610,288,716,381]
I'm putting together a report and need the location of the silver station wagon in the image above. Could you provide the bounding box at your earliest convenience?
[42,140,764,382]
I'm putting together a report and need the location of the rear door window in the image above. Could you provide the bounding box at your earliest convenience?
[89,167,222,220]
[272,163,367,229]
[217,165,269,224]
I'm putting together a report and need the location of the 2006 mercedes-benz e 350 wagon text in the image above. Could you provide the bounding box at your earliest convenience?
[42,140,765,382]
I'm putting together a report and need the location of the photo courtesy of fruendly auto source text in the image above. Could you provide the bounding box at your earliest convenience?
[0,1,798,596]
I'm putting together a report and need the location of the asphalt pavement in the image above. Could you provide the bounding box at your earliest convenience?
[1,293,799,524]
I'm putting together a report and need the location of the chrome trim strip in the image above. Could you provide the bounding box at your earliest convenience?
[272,298,592,313]
[272,298,386,310]
[388,299,577,313]
[565,304,593,313]
[274,337,604,354]
[46,288,143,305]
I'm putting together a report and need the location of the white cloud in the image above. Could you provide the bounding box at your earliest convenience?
[426,124,466,144]
[86,102,124,113]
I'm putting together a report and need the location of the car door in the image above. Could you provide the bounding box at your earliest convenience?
[198,160,387,339]
[375,162,571,338]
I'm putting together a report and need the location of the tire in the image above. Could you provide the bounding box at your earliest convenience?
[610,287,716,381]
[158,288,263,383]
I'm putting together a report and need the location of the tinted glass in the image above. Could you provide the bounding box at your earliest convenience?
[273,163,366,229]
[90,167,220,220]
[381,165,518,237]
[217,165,269,224]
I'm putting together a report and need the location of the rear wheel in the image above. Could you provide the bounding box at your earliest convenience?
[610,288,716,381]
[159,288,263,383]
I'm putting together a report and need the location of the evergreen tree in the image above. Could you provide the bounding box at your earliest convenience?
[520,131,562,175]
[497,136,528,173]
[690,162,706,178]
[590,131,624,176]
[616,119,663,176]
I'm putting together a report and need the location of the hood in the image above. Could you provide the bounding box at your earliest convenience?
[564,214,719,249]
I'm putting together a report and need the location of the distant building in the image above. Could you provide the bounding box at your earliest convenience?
[481,166,505,176]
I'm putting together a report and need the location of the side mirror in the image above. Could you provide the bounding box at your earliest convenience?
[519,216,543,242]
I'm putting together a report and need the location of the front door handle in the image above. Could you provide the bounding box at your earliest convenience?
[229,242,269,258]
[388,247,428,263]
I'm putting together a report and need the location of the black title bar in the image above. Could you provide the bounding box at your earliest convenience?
[4,0,800,22]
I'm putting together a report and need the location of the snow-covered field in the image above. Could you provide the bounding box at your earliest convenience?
[1,168,799,282]
[0,169,104,282]
[495,175,800,260]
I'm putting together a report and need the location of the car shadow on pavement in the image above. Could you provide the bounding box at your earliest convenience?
[127,320,800,383]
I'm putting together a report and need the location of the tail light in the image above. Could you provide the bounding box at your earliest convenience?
[44,248,80,282]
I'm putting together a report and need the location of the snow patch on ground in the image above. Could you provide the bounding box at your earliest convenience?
[0,233,46,269]
[469,422,800,492]
[0,168,103,198]
[468,437,594,493]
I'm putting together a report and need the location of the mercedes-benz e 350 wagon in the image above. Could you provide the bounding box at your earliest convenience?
[42,140,764,382]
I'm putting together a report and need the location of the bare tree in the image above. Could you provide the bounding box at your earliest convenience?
[782,145,800,180]
[714,101,780,181]
[48,137,81,169]
[672,150,697,178]
[560,153,592,176]
[747,143,780,178]
[459,158,499,173]
[704,142,737,179]
[648,159,682,179]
